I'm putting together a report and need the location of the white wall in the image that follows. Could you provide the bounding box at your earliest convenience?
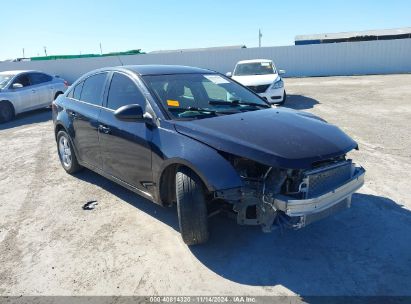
[1,39,410,83]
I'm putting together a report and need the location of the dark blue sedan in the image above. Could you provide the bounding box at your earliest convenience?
[52,65,365,245]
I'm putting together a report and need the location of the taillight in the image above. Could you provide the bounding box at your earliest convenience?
[64,80,69,87]
[51,102,58,112]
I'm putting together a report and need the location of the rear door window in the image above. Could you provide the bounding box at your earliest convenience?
[80,73,107,106]
[29,73,53,85]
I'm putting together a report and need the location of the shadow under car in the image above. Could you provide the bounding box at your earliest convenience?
[283,94,320,110]
[74,169,411,296]
[0,108,51,130]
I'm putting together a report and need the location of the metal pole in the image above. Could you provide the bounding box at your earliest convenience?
[22,48,25,58]
[99,43,103,55]
[259,29,262,47]
[43,47,48,56]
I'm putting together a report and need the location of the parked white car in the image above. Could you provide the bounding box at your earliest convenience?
[227,59,286,105]
[0,70,68,123]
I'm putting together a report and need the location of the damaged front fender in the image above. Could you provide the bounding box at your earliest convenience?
[152,122,243,197]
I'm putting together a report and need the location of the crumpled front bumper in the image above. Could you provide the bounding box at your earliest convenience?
[274,166,365,228]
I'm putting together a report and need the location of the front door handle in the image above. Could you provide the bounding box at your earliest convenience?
[99,124,111,134]
[32,89,36,93]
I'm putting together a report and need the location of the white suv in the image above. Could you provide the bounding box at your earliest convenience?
[227,59,286,105]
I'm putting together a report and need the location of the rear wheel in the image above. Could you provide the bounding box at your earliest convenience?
[57,130,82,174]
[0,102,14,123]
[176,167,209,245]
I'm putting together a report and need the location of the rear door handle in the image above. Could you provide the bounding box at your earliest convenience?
[31,89,36,93]
[99,124,111,134]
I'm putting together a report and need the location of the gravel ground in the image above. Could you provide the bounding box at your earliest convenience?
[0,74,410,298]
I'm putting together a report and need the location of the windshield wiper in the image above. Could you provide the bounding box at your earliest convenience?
[188,107,245,115]
[186,107,217,114]
[209,100,270,108]
[179,107,246,120]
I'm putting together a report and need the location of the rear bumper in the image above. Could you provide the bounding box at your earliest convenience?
[274,166,365,228]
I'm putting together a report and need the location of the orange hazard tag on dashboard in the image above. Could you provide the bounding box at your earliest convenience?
[167,100,180,107]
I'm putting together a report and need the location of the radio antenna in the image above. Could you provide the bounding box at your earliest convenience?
[116,55,124,66]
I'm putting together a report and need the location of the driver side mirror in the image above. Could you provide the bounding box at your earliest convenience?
[12,83,23,89]
[114,104,155,125]
[225,72,232,77]
[278,70,286,75]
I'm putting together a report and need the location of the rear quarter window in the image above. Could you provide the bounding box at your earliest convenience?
[72,82,84,100]
[66,88,74,98]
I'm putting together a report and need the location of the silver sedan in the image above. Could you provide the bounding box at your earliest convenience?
[0,70,68,123]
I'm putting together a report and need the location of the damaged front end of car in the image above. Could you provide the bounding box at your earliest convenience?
[214,154,365,232]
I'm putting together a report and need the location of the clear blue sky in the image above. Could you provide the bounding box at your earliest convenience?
[2,0,410,60]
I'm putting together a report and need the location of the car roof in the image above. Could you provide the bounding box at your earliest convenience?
[236,59,272,64]
[0,70,32,75]
[0,70,46,76]
[113,65,216,76]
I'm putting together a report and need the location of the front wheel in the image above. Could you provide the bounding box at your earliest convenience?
[176,167,209,245]
[0,103,14,123]
[57,130,82,174]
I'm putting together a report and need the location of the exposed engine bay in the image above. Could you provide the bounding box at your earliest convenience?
[214,154,365,232]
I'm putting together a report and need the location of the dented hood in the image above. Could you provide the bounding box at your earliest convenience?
[173,108,358,169]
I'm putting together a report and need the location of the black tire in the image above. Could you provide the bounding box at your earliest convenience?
[56,130,83,174]
[0,102,14,123]
[278,91,287,106]
[54,92,63,100]
[176,167,209,245]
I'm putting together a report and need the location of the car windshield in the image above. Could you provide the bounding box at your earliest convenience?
[0,74,14,89]
[143,73,270,120]
[234,62,276,76]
